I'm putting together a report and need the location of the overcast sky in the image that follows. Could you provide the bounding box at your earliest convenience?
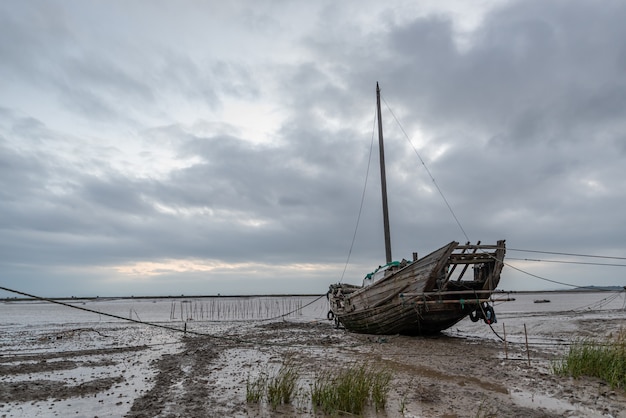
[1,0,625,298]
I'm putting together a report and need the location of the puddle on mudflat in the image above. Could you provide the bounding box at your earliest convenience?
[510,389,606,417]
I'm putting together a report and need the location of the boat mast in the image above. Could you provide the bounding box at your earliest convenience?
[376,82,392,263]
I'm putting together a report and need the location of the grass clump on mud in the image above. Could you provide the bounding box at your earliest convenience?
[246,372,267,403]
[247,361,392,414]
[553,329,626,389]
[246,362,300,410]
[311,363,392,415]
[267,362,299,409]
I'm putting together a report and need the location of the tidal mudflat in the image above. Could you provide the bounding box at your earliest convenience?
[1,292,625,417]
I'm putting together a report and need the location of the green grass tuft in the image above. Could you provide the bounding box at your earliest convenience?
[311,363,392,415]
[266,362,299,409]
[553,329,626,389]
[246,371,267,403]
[248,360,393,413]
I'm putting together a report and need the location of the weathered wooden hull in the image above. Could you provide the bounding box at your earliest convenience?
[328,240,506,335]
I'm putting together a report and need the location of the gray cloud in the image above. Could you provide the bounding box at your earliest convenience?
[1,0,625,297]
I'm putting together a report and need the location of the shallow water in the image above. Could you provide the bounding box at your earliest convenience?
[2,291,625,354]
[2,290,624,326]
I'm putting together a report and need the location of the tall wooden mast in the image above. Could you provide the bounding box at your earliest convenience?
[376,82,392,263]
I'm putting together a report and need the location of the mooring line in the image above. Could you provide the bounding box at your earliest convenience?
[0,285,356,349]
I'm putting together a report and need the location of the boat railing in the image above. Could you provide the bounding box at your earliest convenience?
[400,289,502,297]
[454,244,504,250]
[399,289,514,305]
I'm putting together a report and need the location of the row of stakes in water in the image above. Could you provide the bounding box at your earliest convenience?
[169,297,305,321]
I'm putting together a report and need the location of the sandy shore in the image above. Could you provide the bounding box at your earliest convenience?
[1,303,626,417]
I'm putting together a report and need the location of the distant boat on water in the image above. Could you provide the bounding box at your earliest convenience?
[534,299,551,303]
[327,83,506,335]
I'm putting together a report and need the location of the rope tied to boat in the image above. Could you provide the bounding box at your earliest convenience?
[468,291,497,325]
[467,290,507,342]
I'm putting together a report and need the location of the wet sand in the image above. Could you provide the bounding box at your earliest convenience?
[1,302,626,417]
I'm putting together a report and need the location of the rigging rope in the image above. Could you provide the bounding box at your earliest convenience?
[0,286,197,335]
[0,285,331,348]
[508,257,626,267]
[570,290,625,312]
[378,89,621,291]
[381,94,471,244]
[509,248,626,260]
[338,106,377,283]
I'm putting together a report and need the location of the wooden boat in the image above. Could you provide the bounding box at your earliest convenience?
[327,83,506,335]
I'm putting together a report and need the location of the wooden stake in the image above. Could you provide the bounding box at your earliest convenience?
[524,323,530,366]
[503,323,508,360]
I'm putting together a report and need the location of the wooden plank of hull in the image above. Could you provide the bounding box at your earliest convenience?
[338,296,470,335]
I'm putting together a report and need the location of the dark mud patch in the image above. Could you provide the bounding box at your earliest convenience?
[256,320,334,332]
[0,345,147,364]
[0,359,117,376]
[241,320,343,347]
[0,360,78,375]
[0,376,123,402]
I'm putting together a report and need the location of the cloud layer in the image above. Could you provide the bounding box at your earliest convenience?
[1,0,625,296]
